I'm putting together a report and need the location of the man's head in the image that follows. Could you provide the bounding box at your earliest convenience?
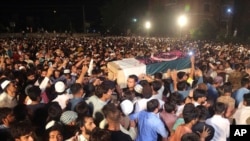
[214,102,226,115]
[177,81,187,91]
[147,99,160,113]
[213,76,223,87]
[60,111,78,126]
[177,71,188,81]
[164,102,176,114]
[70,83,84,98]
[183,103,198,125]
[127,75,138,89]
[54,81,66,94]
[154,72,163,80]
[45,122,63,141]
[241,77,250,88]
[89,127,111,141]
[102,103,121,124]
[95,83,112,101]
[222,82,232,94]
[27,86,41,102]
[1,80,17,97]
[0,107,15,127]
[196,105,209,121]
[193,89,207,105]
[10,121,35,141]
[77,115,96,135]
[243,93,250,106]
[151,80,162,93]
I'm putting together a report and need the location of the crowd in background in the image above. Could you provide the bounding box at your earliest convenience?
[0,36,250,141]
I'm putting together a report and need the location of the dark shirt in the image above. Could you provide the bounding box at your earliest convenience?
[192,121,215,141]
[27,103,46,116]
[109,130,133,141]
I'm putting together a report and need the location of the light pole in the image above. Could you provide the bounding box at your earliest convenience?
[177,15,187,38]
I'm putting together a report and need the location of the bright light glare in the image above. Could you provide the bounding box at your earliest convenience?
[178,15,187,27]
[133,18,137,22]
[227,8,232,13]
[145,21,151,29]
[188,51,193,56]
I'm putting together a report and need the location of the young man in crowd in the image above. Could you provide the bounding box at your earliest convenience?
[206,102,230,141]
[76,115,96,141]
[130,99,169,141]
[103,103,133,141]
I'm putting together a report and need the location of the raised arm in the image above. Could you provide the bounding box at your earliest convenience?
[76,65,88,84]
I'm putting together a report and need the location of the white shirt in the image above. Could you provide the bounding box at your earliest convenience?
[157,85,164,100]
[52,93,73,109]
[206,115,230,141]
[86,95,108,118]
[134,96,164,113]
[0,92,17,108]
[77,135,88,141]
[193,101,200,107]
[233,106,250,125]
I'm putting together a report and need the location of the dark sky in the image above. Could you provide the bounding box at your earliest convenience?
[0,0,107,31]
[0,0,104,19]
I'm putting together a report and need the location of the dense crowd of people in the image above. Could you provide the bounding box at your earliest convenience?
[0,36,250,141]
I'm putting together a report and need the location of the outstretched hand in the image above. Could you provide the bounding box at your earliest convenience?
[197,126,210,140]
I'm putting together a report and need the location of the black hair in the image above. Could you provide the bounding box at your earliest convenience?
[70,83,83,95]
[142,84,152,99]
[214,102,226,114]
[95,83,110,98]
[89,127,111,141]
[0,107,12,124]
[128,75,138,83]
[243,93,250,106]
[183,103,198,124]
[164,102,176,113]
[222,82,232,94]
[181,133,200,141]
[147,99,159,112]
[10,121,35,140]
[241,77,250,87]
[177,81,187,91]
[47,102,62,122]
[44,123,64,141]
[102,103,120,122]
[151,80,162,92]
[193,89,207,101]
[74,101,90,117]
[196,105,209,120]
[154,72,163,80]
[76,115,93,130]
[27,86,41,101]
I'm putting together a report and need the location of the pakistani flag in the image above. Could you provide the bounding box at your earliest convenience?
[108,51,191,88]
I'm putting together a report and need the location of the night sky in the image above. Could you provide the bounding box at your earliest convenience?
[0,0,106,32]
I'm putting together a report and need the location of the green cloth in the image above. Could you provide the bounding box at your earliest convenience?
[146,57,191,75]
[172,118,185,131]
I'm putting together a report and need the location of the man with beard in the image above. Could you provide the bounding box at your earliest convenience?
[77,115,96,141]
[0,80,18,108]
[192,89,207,107]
